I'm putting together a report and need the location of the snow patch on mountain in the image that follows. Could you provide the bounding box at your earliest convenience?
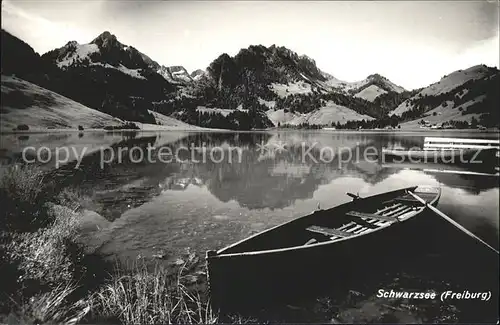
[354,84,388,101]
[47,31,194,85]
[116,64,145,79]
[88,62,146,80]
[56,43,99,68]
[158,66,193,83]
[190,69,206,80]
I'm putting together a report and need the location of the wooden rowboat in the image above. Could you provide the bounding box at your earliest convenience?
[206,185,441,310]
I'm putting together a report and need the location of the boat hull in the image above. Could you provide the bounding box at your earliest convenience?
[206,187,442,311]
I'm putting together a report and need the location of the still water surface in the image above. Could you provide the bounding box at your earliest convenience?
[2,130,498,322]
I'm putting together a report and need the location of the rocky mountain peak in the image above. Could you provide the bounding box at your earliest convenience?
[168,66,187,72]
[367,73,384,81]
[91,31,121,49]
[64,40,78,48]
[156,65,193,84]
[190,69,206,80]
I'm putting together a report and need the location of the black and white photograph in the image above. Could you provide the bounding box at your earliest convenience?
[0,0,499,323]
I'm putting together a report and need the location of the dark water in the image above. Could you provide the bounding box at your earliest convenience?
[1,130,498,322]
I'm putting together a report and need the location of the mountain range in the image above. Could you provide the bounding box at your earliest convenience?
[1,29,498,130]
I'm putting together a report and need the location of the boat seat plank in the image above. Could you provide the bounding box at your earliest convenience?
[384,205,410,216]
[376,203,402,214]
[346,224,364,233]
[359,204,413,227]
[392,206,414,217]
[346,211,397,222]
[306,225,353,238]
[359,228,372,234]
[338,221,356,231]
[373,207,414,225]
[393,209,416,221]
[353,226,369,234]
[350,217,379,229]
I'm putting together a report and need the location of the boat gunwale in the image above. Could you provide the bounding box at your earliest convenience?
[211,185,440,258]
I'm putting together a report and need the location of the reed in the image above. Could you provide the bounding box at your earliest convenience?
[93,259,218,324]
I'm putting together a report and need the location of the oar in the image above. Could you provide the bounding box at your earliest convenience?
[407,190,499,255]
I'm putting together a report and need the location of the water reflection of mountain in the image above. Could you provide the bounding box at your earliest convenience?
[51,132,192,219]
[50,131,499,218]
[164,133,499,209]
[162,133,406,210]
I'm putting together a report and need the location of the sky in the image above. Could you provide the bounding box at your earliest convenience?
[2,0,499,90]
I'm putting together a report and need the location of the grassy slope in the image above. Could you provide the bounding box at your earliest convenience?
[1,75,123,131]
[399,99,484,129]
[267,101,374,126]
[1,75,204,132]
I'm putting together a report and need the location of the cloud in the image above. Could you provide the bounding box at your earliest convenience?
[1,0,96,53]
[1,0,498,89]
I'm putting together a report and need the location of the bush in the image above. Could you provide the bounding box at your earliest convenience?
[125,122,140,130]
[16,124,29,131]
[78,125,84,131]
[104,123,140,131]
[5,203,82,286]
[0,165,52,232]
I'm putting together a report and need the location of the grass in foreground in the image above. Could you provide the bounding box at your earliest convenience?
[93,260,218,324]
[0,165,219,324]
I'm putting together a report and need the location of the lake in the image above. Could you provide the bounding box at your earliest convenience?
[1,130,498,322]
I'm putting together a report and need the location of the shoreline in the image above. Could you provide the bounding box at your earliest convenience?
[2,127,499,135]
[0,127,230,135]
